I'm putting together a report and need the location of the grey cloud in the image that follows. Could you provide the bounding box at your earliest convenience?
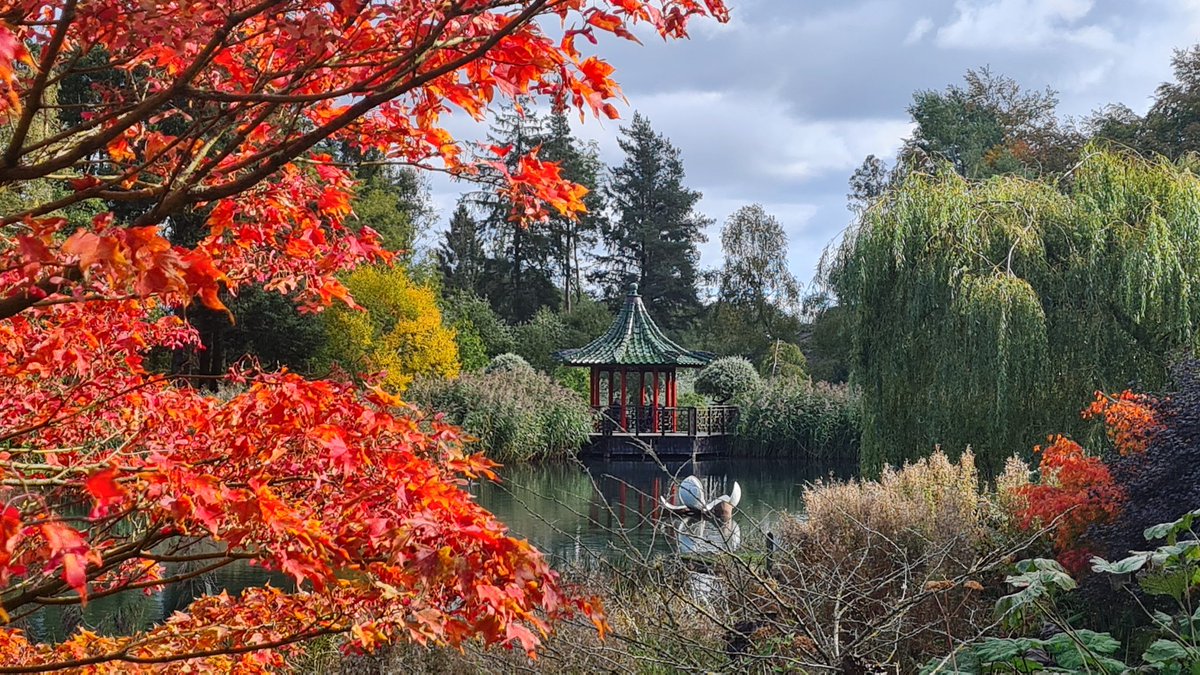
[420,0,1200,287]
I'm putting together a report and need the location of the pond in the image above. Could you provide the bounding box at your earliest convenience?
[473,457,857,566]
[20,457,855,643]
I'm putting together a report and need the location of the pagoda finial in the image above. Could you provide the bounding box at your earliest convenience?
[627,282,639,296]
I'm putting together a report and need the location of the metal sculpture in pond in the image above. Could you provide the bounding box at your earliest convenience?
[659,475,742,517]
[660,476,743,556]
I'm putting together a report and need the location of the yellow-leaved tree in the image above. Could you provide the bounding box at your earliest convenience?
[321,265,460,392]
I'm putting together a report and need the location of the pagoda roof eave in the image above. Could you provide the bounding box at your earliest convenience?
[553,284,715,369]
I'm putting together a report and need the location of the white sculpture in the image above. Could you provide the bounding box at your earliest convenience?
[659,475,741,516]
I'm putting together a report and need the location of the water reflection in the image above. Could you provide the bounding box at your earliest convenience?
[20,552,290,644]
[672,515,742,555]
[473,457,854,566]
[23,457,852,643]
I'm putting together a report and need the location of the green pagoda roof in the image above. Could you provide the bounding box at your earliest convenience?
[556,284,714,368]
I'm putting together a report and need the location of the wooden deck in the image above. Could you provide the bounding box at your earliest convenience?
[583,405,739,459]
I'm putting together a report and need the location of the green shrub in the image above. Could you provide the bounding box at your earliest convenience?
[552,366,589,400]
[735,378,860,461]
[512,308,568,372]
[695,356,760,402]
[485,352,534,375]
[440,292,516,358]
[407,369,592,462]
[758,341,808,380]
[452,319,489,371]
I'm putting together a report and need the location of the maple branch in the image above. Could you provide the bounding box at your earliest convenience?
[33,558,238,606]
[0,265,81,321]
[0,627,345,673]
[0,0,280,181]
[189,0,555,205]
[2,0,77,169]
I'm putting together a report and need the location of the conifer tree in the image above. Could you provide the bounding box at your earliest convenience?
[541,108,605,311]
[473,103,559,321]
[438,200,487,296]
[596,113,708,329]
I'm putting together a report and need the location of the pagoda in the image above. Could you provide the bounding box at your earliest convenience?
[556,283,738,458]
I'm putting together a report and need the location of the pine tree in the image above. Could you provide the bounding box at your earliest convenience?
[438,201,487,295]
[540,108,605,311]
[472,103,559,322]
[595,113,708,329]
[351,166,434,257]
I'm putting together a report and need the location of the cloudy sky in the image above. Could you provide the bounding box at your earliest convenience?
[424,0,1200,291]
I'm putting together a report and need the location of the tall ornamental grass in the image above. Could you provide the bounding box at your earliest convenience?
[407,369,592,462]
[734,378,861,461]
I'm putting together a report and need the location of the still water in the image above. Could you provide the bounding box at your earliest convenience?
[22,458,852,642]
[473,457,856,566]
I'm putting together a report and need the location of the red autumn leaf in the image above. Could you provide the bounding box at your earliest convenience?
[85,468,126,519]
[0,0,728,667]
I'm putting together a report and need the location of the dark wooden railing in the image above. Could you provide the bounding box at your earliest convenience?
[591,405,739,437]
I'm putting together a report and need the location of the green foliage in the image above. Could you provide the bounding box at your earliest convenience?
[351,167,433,256]
[593,112,708,329]
[800,295,852,384]
[690,301,803,367]
[717,204,800,333]
[452,319,489,372]
[407,370,592,462]
[437,201,487,296]
[552,366,589,400]
[513,309,568,372]
[735,379,859,461]
[694,356,760,402]
[440,292,516,358]
[758,341,808,380]
[937,510,1200,674]
[903,67,1079,180]
[318,265,459,393]
[558,297,613,350]
[831,147,1200,474]
[485,353,534,376]
[541,109,606,310]
[472,103,561,322]
[1137,46,1200,160]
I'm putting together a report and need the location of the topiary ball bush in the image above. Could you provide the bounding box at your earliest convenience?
[485,352,534,376]
[695,356,761,402]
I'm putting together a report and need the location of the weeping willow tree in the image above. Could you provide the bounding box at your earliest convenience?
[831,146,1200,474]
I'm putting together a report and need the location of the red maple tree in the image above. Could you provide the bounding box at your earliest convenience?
[0,1,728,670]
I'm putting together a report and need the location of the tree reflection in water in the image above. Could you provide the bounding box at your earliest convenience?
[472,457,856,567]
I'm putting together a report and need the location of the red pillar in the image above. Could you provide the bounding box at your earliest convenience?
[652,370,660,432]
[590,366,599,407]
[670,370,678,431]
[620,368,628,430]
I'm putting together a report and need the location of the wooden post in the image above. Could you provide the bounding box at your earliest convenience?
[652,370,660,433]
[670,370,678,432]
[620,368,627,431]
[590,366,599,407]
[638,370,645,433]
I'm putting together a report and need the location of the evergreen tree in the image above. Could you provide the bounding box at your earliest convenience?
[540,108,605,311]
[595,113,708,329]
[472,103,559,322]
[437,200,487,295]
[351,166,434,257]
